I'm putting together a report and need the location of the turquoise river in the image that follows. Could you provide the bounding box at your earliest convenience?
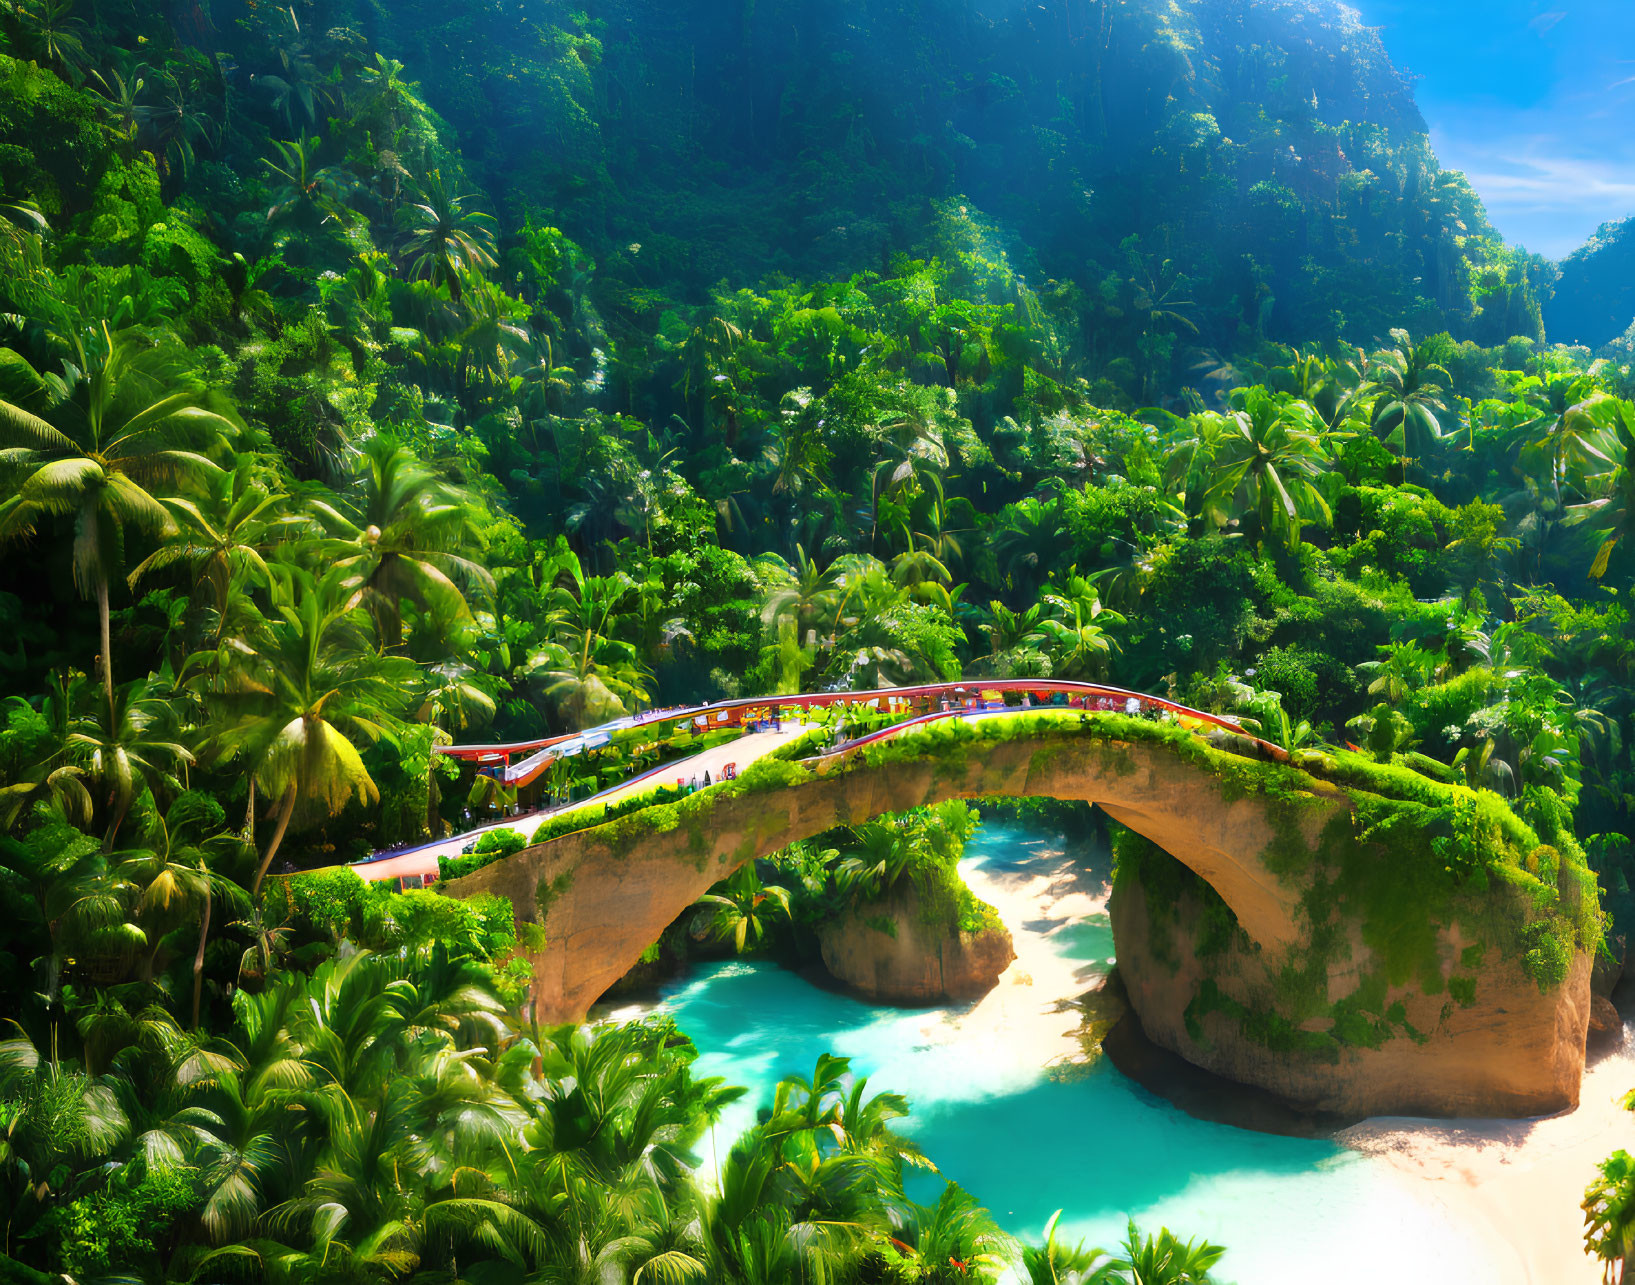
[608,820,1513,1283]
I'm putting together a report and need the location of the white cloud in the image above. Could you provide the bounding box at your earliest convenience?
[1428,130,1635,256]
[1458,151,1635,213]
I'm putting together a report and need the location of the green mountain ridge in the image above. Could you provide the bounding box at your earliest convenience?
[1546,214,1635,352]
[323,0,1540,356]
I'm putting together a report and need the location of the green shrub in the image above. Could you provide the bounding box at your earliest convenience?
[474,827,528,858]
[261,866,371,939]
[265,868,518,965]
[54,1166,197,1278]
[1521,921,1572,990]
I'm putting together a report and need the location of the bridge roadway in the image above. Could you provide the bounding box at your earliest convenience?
[352,724,807,884]
[352,680,1262,886]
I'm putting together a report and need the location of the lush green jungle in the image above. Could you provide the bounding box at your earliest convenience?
[2,0,1635,1280]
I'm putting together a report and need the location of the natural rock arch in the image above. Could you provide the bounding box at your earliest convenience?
[446,714,1596,1118]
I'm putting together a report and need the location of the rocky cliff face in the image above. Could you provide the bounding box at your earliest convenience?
[817,881,1014,1004]
[1546,215,1635,349]
[1110,844,1592,1119]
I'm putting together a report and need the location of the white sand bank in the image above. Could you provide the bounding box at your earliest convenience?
[1339,1032,1635,1284]
[947,836,1112,1066]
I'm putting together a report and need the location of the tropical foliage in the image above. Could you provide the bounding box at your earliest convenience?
[0,2,1633,1279]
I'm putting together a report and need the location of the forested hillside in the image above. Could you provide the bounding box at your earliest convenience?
[319,0,1551,353]
[2,0,1634,1280]
[1548,215,1635,351]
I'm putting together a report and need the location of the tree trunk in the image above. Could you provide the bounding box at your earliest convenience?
[97,574,114,723]
[102,795,130,855]
[249,785,297,902]
[191,865,211,1029]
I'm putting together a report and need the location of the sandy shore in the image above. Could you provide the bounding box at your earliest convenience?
[948,834,1113,1068]
[1338,1035,1634,1285]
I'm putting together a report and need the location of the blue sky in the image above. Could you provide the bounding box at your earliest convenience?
[1352,0,1635,259]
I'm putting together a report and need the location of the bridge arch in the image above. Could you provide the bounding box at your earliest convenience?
[445,712,1593,1118]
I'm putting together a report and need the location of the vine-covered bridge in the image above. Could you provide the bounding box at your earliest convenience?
[396,682,1600,1118]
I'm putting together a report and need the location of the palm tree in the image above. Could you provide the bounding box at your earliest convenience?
[263,136,357,227]
[67,676,193,852]
[1024,1209,1109,1285]
[313,436,495,648]
[8,0,88,83]
[0,333,233,718]
[990,495,1068,603]
[1160,408,1232,527]
[696,866,792,954]
[526,549,653,728]
[1368,328,1451,482]
[893,1183,1010,1282]
[259,7,332,133]
[128,455,288,639]
[871,410,947,510]
[0,1023,130,1252]
[456,284,533,411]
[357,53,427,131]
[769,388,834,499]
[913,495,970,571]
[1585,1148,1635,1285]
[834,1072,932,1179]
[0,195,48,261]
[1107,1220,1226,1284]
[1563,395,1635,581]
[819,553,897,640]
[1125,251,1199,402]
[136,68,219,182]
[206,569,414,899]
[1515,370,1600,512]
[759,545,838,649]
[1268,347,1368,435]
[400,170,499,302]
[516,332,579,417]
[89,64,144,143]
[112,800,244,1008]
[0,671,93,833]
[676,314,745,415]
[975,599,1048,674]
[890,546,956,612]
[835,819,921,900]
[1199,388,1333,549]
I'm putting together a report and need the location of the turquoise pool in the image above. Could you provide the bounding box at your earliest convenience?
[633,821,1497,1283]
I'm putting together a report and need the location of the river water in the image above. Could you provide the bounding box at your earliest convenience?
[613,820,1507,1282]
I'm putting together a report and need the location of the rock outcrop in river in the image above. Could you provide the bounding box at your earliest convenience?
[817,880,1014,1003]
[1111,846,1593,1119]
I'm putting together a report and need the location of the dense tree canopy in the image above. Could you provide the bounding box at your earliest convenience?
[2,1,1634,1280]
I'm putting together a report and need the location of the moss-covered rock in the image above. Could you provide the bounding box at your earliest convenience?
[817,877,1014,1004]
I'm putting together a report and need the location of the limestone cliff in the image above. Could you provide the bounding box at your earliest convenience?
[1110,837,1591,1118]
[818,880,1014,1003]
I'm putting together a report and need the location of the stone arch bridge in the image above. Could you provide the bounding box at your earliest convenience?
[444,709,1595,1119]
